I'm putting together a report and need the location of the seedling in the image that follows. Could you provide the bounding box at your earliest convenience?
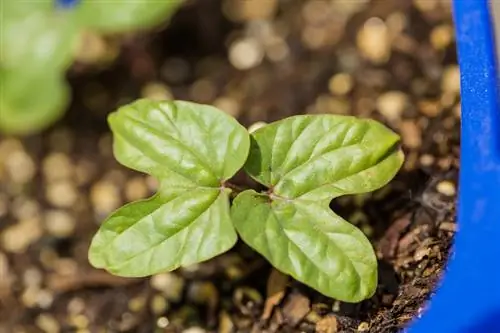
[89,99,404,302]
[0,0,183,135]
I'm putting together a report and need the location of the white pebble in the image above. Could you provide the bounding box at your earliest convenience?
[229,38,264,70]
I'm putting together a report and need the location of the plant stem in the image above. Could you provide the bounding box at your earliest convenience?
[223,182,246,194]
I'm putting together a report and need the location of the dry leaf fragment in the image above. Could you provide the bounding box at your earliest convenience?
[262,269,289,320]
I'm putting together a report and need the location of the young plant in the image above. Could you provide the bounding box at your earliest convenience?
[88,99,404,302]
[0,0,183,135]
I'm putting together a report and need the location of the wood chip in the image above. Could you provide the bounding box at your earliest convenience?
[377,213,412,259]
[282,292,311,327]
[315,315,338,333]
[439,221,457,232]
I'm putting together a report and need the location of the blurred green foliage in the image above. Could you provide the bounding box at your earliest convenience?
[0,0,184,135]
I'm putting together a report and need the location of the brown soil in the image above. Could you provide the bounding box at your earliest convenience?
[0,0,459,332]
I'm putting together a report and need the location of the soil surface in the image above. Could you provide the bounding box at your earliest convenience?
[0,1,459,332]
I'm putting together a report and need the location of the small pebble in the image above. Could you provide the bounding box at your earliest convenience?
[436,180,456,196]
[150,295,169,314]
[141,82,173,100]
[125,177,149,201]
[36,313,60,333]
[229,38,264,70]
[45,181,78,208]
[157,317,170,328]
[218,311,234,333]
[43,153,73,181]
[44,210,75,238]
[128,296,147,312]
[419,154,435,167]
[400,121,422,149]
[23,267,43,287]
[357,322,370,332]
[69,315,89,329]
[357,17,390,64]
[68,298,86,315]
[183,327,206,333]
[21,286,40,307]
[328,73,353,96]
[11,197,40,220]
[376,91,408,122]
[213,97,241,118]
[5,149,36,184]
[418,100,442,117]
[90,181,121,215]
[441,65,460,95]
[37,289,54,309]
[150,273,185,302]
[430,24,453,50]
[1,218,42,253]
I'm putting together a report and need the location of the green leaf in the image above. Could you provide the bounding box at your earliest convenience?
[89,100,250,276]
[234,115,403,301]
[0,68,69,135]
[90,188,237,277]
[245,115,403,201]
[0,0,78,135]
[76,0,184,33]
[3,0,53,16]
[1,9,79,72]
[232,190,378,302]
[108,99,250,187]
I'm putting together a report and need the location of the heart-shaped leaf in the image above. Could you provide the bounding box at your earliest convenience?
[234,115,403,301]
[232,190,378,302]
[89,100,250,276]
[76,0,184,33]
